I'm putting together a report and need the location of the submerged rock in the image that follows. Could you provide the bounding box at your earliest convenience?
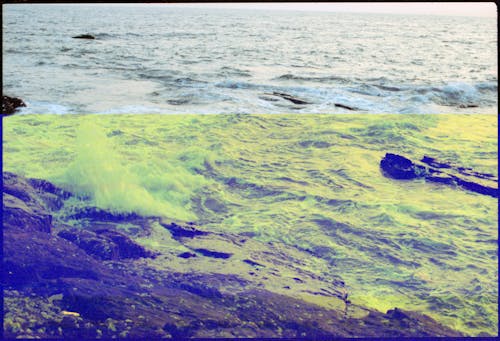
[2,95,26,115]
[380,153,498,198]
[193,248,232,259]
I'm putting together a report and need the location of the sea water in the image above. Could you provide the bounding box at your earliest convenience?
[2,3,498,337]
[2,4,497,114]
[2,114,498,336]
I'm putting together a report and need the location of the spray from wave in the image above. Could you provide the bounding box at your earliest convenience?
[58,119,204,220]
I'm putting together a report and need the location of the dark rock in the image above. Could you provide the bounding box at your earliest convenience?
[58,229,118,260]
[266,92,310,105]
[193,248,232,259]
[334,103,357,111]
[95,229,155,259]
[3,230,101,288]
[58,228,155,260]
[425,173,457,186]
[380,153,426,179]
[159,220,209,239]
[28,178,72,200]
[381,153,498,198]
[386,308,410,320]
[178,252,197,259]
[3,171,70,221]
[3,95,26,115]
[72,34,95,39]
[3,193,53,233]
[455,178,498,198]
[3,173,55,233]
[421,156,451,169]
[243,259,264,267]
[67,207,142,222]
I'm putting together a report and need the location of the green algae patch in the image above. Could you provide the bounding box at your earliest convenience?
[2,113,497,336]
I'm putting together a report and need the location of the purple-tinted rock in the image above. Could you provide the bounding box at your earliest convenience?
[159,220,209,239]
[380,153,425,179]
[3,230,101,287]
[178,252,197,259]
[381,153,498,198]
[67,207,141,222]
[58,228,155,260]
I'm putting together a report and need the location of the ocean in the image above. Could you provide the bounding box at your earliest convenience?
[2,4,498,338]
[2,4,497,114]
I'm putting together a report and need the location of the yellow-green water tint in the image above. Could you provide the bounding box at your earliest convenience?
[2,114,498,336]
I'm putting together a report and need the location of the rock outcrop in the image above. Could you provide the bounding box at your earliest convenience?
[3,172,465,338]
[3,95,26,115]
[380,153,498,198]
[72,34,95,39]
[58,228,156,261]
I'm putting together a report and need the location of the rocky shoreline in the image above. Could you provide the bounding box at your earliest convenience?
[3,171,465,338]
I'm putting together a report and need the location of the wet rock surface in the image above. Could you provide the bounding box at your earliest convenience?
[159,220,209,239]
[3,172,465,338]
[2,95,26,114]
[57,228,156,260]
[381,153,498,198]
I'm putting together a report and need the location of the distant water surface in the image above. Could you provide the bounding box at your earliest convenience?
[2,4,497,114]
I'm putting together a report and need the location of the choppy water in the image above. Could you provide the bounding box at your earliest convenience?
[2,114,498,336]
[2,4,497,114]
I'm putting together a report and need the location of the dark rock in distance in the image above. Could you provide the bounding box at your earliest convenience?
[265,92,311,105]
[3,95,26,115]
[72,34,95,39]
[334,103,357,111]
